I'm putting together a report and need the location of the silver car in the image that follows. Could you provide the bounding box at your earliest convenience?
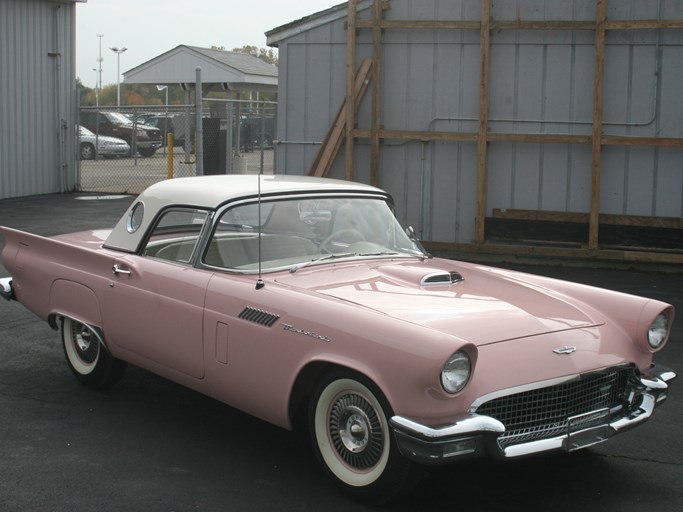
[78,125,130,159]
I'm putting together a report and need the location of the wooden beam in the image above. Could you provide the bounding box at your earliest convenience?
[492,20,596,30]
[351,128,683,148]
[345,0,357,181]
[488,133,592,145]
[370,0,383,187]
[354,129,478,142]
[356,20,480,30]
[475,0,491,246]
[423,241,683,266]
[356,18,683,31]
[589,0,607,250]
[606,19,683,30]
[492,208,683,229]
[308,58,372,178]
[602,135,683,147]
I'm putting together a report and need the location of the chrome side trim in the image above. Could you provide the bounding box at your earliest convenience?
[0,277,14,301]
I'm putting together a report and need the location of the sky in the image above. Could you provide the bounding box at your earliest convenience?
[76,0,343,88]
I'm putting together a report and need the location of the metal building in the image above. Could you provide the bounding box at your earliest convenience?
[267,0,683,265]
[123,45,278,93]
[0,0,82,200]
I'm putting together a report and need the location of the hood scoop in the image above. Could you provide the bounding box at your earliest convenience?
[421,271,464,286]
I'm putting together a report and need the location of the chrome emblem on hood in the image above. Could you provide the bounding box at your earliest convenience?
[553,346,577,355]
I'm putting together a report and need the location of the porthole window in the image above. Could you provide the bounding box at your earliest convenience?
[127,201,144,233]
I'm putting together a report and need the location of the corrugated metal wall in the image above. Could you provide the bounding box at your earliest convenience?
[0,0,79,200]
[273,0,683,245]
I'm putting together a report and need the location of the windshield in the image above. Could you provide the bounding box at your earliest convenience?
[204,196,426,271]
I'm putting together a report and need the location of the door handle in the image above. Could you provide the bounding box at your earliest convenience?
[112,264,131,275]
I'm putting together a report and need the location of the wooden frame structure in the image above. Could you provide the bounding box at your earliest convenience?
[339,0,683,266]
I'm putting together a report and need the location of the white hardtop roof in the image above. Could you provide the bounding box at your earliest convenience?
[104,175,385,253]
[139,175,383,209]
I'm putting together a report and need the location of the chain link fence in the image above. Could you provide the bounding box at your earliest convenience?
[78,101,276,195]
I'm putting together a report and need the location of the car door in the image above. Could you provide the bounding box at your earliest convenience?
[100,208,212,379]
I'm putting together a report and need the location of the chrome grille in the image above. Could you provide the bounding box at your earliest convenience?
[474,366,636,448]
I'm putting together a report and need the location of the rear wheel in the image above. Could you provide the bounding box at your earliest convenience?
[138,148,156,157]
[309,370,414,503]
[61,317,126,389]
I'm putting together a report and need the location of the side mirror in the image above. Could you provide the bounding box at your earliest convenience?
[405,226,418,239]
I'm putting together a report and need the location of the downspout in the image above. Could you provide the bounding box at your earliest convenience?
[51,3,68,192]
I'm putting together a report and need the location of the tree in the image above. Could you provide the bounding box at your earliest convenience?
[231,45,278,66]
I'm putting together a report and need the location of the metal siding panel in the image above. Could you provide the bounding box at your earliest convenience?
[657,46,683,138]
[406,41,437,130]
[431,142,478,243]
[284,43,308,173]
[540,144,572,211]
[1,0,78,199]
[487,143,516,211]
[273,0,682,244]
[655,149,683,218]
[381,44,409,129]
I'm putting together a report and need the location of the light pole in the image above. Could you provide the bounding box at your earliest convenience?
[96,34,104,106]
[110,46,128,108]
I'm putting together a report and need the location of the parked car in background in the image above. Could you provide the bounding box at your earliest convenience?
[0,175,676,503]
[80,111,162,157]
[138,114,183,147]
[78,125,130,160]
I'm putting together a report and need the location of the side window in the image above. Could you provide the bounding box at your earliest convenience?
[142,208,209,264]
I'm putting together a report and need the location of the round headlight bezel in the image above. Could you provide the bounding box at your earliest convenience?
[441,350,471,394]
[647,313,670,350]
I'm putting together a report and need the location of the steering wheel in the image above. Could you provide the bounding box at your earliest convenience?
[320,229,366,253]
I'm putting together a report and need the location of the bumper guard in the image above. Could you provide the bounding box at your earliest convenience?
[0,277,14,301]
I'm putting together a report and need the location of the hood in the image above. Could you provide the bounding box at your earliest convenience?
[275,259,603,346]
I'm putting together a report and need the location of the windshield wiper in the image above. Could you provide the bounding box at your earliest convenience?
[357,251,399,257]
[290,252,358,273]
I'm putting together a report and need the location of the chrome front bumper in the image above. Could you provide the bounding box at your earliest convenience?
[390,365,676,466]
[0,277,14,301]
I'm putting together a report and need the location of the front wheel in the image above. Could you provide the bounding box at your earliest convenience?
[309,371,414,503]
[61,317,126,389]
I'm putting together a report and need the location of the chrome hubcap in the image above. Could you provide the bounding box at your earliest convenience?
[329,392,384,470]
[72,323,98,364]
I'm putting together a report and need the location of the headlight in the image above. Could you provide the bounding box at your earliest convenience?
[441,351,471,394]
[648,314,670,349]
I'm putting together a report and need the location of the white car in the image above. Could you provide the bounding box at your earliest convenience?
[78,125,130,159]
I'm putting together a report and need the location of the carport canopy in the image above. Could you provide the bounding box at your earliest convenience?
[123,45,278,93]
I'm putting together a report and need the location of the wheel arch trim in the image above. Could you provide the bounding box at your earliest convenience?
[287,358,391,431]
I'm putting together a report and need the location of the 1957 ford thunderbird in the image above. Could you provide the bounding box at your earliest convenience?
[0,175,676,502]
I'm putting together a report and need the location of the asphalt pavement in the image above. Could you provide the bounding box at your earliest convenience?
[0,192,681,512]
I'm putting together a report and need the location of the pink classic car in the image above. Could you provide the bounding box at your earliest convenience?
[0,175,676,502]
